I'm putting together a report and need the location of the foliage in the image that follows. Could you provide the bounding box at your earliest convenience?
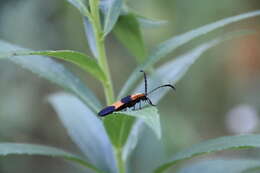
[0,0,260,173]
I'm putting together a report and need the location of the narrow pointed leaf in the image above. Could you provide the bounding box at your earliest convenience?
[122,120,145,161]
[118,10,260,98]
[103,107,160,148]
[117,107,161,139]
[49,93,117,173]
[0,143,101,173]
[103,115,135,148]
[121,6,167,28]
[114,14,146,63]
[137,16,168,28]
[32,50,106,82]
[101,0,123,35]
[132,126,167,173]
[133,30,252,104]
[134,38,221,104]
[66,0,98,58]
[2,50,106,83]
[0,40,101,112]
[155,135,260,173]
[83,17,99,58]
[177,159,260,173]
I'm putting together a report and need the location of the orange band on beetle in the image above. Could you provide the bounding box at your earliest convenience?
[112,101,124,109]
[131,93,145,100]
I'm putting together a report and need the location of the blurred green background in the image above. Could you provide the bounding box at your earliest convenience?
[0,0,260,172]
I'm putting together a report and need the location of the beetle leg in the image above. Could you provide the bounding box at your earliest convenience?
[147,98,156,106]
[139,101,142,109]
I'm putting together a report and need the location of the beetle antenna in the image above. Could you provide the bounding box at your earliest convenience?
[140,70,147,95]
[147,84,175,95]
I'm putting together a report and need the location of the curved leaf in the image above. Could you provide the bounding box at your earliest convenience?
[177,159,260,173]
[154,135,260,173]
[114,14,146,63]
[101,0,123,35]
[65,0,98,58]
[129,125,166,173]
[0,143,101,173]
[122,120,145,162]
[0,40,101,112]
[121,109,162,171]
[49,93,117,173]
[116,107,161,139]
[133,30,252,104]
[121,6,167,28]
[103,114,135,148]
[104,107,160,148]
[118,10,260,98]
[32,50,106,82]
[1,50,106,83]
[137,16,168,28]
[83,17,99,58]
[133,38,221,104]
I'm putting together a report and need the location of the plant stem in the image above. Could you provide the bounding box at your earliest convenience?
[89,1,125,173]
[89,0,115,104]
[115,147,126,173]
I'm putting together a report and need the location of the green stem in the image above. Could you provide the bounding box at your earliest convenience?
[115,148,126,173]
[89,0,114,104]
[88,1,125,173]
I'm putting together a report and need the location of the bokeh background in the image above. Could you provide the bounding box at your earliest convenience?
[0,0,260,172]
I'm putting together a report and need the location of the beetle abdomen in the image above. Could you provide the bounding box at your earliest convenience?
[98,106,116,116]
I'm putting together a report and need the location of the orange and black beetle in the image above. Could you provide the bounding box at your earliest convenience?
[98,70,175,116]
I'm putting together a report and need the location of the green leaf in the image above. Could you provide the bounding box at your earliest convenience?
[101,0,123,35]
[118,10,260,98]
[114,14,147,63]
[0,40,101,112]
[133,30,252,105]
[103,115,135,148]
[244,167,260,173]
[103,107,161,148]
[121,6,167,28]
[117,107,161,139]
[49,93,117,173]
[4,50,107,83]
[137,16,168,28]
[0,143,101,173]
[177,159,260,173]
[133,38,222,104]
[66,0,98,58]
[122,120,144,161]
[83,17,99,58]
[154,135,260,173]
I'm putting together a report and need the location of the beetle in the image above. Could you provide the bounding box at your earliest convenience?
[98,70,175,116]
